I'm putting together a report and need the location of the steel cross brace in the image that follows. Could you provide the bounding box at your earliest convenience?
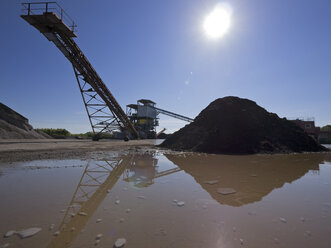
[73,67,121,138]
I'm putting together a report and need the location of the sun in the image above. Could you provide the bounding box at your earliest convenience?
[203,3,232,39]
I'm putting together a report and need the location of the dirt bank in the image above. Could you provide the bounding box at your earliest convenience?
[160,96,326,154]
[0,103,49,139]
[0,139,159,163]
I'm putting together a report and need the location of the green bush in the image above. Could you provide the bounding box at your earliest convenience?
[36,128,115,139]
[319,138,331,144]
[36,128,71,138]
[321,125,331,131]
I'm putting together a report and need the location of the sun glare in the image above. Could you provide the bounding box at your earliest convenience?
[203,3,232,39]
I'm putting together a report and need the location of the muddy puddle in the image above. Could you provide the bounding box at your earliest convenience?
[1,150,331,248]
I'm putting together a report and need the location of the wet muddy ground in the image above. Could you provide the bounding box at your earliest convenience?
[0,139,159,163]
[0,148,331,248]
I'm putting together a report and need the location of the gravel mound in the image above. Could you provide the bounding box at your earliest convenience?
[160,96,326,154]
[0,103,49,139]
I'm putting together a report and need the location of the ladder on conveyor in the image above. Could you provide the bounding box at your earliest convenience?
[21,2,139,139]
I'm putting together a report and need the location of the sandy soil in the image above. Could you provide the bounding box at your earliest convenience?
[0,139,160,163]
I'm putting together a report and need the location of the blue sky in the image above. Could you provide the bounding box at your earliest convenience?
[1,0,330,133]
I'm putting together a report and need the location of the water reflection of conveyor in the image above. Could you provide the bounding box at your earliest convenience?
[122,153,181,188]
[46,156,132,248]
[47,153,181,248]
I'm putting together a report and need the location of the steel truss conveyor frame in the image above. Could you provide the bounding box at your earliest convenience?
[21,2,139,139]
[152,106,194,123]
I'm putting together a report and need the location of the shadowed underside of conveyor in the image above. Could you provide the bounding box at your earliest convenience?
[21,2,139,139]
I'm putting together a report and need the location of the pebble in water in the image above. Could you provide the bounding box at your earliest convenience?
[53,231,60,236]
[176,201,185,207]
[115,200,120,205]
[305,231,312,236]
[96,218,102,223]
[126,209,131,213]
[203,180,219,185]
[120,218,125,223]
[70,227,76,232]
[49,224,55,231]
[0,243,9,248]
[300,217,305,222]
[232,227,236,232]
[217,188,236,195]
[114,238,126,248]
[4,230,16,238]
[137,196,146,200]
[279,217,287,223]
[160,228,167,236]
[70,213,75,218]
[155,228,167,236]
[94,239,100,246]
[17,227,42,239]
[96,233,103,240]
[173,199,178,203]
[107,189,111,193]
[78,212,87,216]
[240,238,244,245]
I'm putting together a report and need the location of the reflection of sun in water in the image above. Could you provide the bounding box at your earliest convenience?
[203,3,232,39]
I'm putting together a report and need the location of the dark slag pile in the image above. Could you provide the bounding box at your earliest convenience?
[160,96,326,154]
